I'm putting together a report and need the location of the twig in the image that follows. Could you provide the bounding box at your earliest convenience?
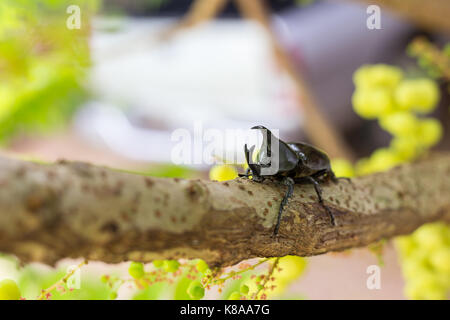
[37,260,87,300]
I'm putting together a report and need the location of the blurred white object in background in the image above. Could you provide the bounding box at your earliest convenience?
[76,18,300,165]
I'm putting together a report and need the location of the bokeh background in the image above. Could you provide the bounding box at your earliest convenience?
[0,0,449,300]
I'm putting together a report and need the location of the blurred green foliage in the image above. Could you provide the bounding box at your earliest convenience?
[144,164,196,178]
[0,0,99,143]
[116,163,197,179]
[132,281,168,300]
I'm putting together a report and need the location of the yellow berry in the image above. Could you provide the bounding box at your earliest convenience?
[413,224,446,251]
[0,279,21,300]
[330,158,354,178]
[404,274,446,300]
[353,64,403,89]
[379,112,419,137]
[354,157,374,176]
[395,236,417,259]
[429,249,450,274]
[274,256,307,282]
[389,136,419,160]
[401,253,430,280]
[352,88,395,119]
[416,119,443,147]
[369,148,401,172]
[209,165,238,181]
[395,78,440,113]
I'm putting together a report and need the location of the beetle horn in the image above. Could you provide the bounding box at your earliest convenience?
[251,125,268,130]
[251,125,273,163]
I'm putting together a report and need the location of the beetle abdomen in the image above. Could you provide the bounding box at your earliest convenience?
[287,142,331,173]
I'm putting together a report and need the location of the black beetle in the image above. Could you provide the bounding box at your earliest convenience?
[240,125,349,235]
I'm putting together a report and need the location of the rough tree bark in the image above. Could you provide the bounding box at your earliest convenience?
[0,154,449,268]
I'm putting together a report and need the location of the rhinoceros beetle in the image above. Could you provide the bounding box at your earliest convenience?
[240,125,349,235]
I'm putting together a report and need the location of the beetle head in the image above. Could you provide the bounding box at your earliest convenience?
[245,125,298,176]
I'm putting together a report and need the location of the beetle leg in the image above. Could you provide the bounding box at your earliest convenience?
[273,177,295,236]
[239,168,264,182]
[329,171,352,184]
[238,168,252,178]
[305,176,336,226]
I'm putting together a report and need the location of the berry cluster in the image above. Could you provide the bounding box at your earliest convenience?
[336,63,448,300]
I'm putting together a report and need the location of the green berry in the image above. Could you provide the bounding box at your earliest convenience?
[195,260,209,274]
[444,43,450,57]
[240,284,249,295]
[128,262,145,279]
[0,279,21,300]
[100,275,109,283]
[228,292,241,300]
[187,281,205,300]
[153,260,164,268]
[109,291,118,300]
[163,260,180,273]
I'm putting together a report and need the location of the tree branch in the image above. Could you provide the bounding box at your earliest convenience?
[0,154,449,267]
